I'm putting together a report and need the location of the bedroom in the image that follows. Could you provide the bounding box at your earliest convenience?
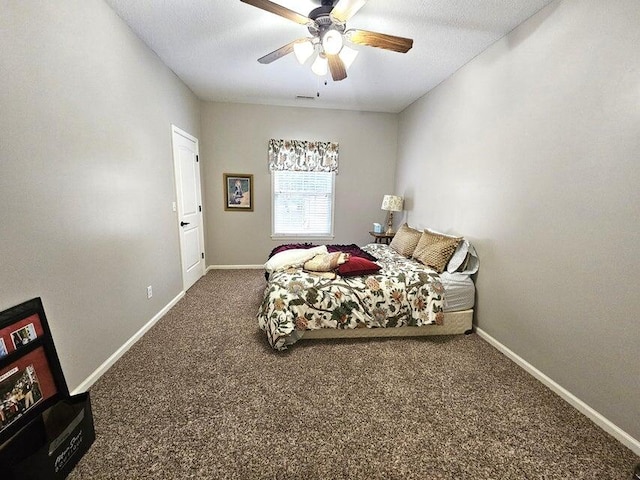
[1,0,638,477]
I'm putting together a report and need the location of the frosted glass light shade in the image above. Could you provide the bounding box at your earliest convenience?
[293,40,314,64]
[322,30,343,55]
[381,195,403,212]
[338,45,358,69]
[311,54,328,76]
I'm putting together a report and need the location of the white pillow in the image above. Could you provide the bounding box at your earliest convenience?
[460,243,479,274]
[265,245,328,273]
[446,239,470,272]
[447,240,479,274]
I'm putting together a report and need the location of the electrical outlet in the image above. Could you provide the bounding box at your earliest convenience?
[147,285,153,299]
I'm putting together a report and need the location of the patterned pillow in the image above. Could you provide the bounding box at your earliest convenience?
[389,224,423,257]
[304,252,349,272]
[412,230,462,273]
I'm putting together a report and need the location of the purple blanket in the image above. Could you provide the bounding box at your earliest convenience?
[268,243,378,262]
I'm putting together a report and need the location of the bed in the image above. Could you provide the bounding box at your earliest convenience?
[257,225,478,350]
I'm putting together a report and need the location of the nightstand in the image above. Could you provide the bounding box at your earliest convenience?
[369,231,395,245]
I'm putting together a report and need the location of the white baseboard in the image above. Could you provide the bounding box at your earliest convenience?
[475,327,640,456]
[206,264,263,271]
[70,291,185,395]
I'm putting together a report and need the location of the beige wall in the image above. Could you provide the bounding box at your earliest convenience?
[3,0,637,448]
[396,0,640,442]
[0,1,200,390]
[200,102,398,266]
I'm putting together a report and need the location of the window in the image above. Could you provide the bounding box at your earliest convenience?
[268,138,338,239]
[272,170,335,238]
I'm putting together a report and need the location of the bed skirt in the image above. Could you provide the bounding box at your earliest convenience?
[298,309,473,341]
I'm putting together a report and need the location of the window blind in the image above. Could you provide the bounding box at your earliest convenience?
[272,170,334,237]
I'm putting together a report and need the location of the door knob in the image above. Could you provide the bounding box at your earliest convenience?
[180,221,190,227]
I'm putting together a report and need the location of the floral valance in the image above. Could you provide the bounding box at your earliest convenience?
[268,139,339,173]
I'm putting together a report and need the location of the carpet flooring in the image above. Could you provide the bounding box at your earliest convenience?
[68,270,638,479]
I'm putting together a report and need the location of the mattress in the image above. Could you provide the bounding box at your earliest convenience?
[440,272,475,312]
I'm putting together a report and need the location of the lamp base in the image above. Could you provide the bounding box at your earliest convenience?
[385,211,395,235]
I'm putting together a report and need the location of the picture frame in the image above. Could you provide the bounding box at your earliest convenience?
[223,173,253,211]
[0,298,69,445]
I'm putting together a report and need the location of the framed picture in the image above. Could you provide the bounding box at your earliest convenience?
[0,298,68,444]
[224,173,253,211]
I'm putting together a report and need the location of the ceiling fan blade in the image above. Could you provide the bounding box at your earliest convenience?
[346,29,413,53]
[258,41,297,64]
[240,0,311,25]
[327,54,347,81]
[330,0,367,23]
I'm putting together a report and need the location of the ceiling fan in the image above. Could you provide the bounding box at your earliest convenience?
[240,0,413,82]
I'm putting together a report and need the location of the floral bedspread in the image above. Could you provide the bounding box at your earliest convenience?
[257,244,445,350]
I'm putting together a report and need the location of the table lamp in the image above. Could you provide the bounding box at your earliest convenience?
[381,195,403,234]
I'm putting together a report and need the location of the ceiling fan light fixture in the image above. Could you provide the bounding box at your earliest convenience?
[244,0,414,82]
[293,39,314,64]
[321,29,343,55]
[311,53,328,76]
[338,45,358,70]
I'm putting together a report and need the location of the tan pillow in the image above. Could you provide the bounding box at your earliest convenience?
[389,224,423,257]
[412,230,462,273]
[304,252,349,272]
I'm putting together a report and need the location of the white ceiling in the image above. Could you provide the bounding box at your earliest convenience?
[104,0,554,113]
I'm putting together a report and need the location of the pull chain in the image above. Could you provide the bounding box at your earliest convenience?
[316,77,328,98]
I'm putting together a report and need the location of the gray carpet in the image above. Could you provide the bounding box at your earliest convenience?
[69,270,638,479]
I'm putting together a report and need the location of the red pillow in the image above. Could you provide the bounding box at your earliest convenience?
[337,256,381,277]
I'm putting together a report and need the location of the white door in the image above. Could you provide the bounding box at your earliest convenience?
[172,125,205,291]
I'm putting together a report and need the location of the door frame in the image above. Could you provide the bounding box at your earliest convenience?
[171,124,205,291]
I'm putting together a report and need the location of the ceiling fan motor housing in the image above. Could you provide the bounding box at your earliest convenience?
[308,3,346,37]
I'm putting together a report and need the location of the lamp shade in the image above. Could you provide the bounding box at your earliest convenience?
[381,195,403,212]
[322,29,343,55]
[311,54,328,76]
[338,45,358,69]
[293,39,314,64]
